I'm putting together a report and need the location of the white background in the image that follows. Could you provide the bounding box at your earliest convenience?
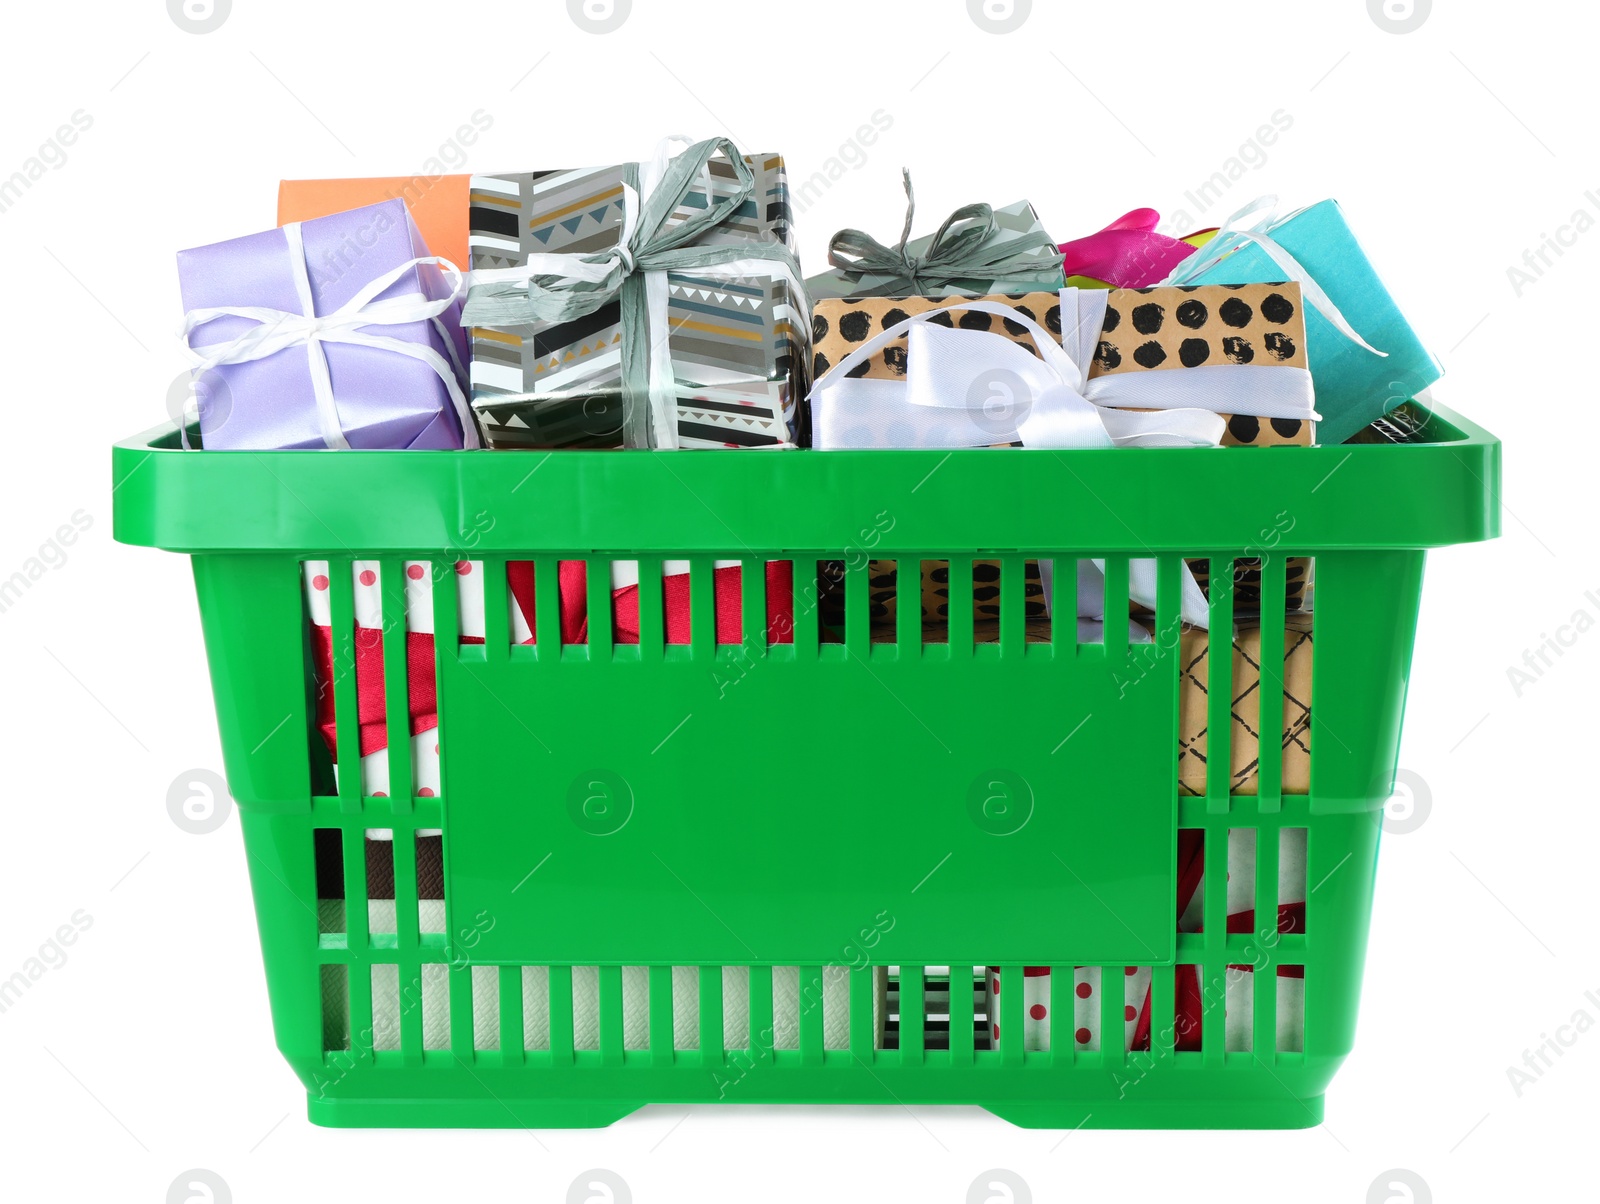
[0,0,1593,1200]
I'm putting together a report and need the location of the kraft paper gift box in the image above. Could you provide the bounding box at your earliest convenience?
[844,610,1313,800]
[462,140,807,449]
[812,285,1315,625]
[810,287,1316,449]
[806,171,1065,301]
[177,199,475,450]
[817,558,1050,634]
[1176,613,1314,797]
[1167,198,1441,445]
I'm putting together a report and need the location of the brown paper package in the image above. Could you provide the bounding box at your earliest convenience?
[813,289,1312,621]
[835,612,1313,797]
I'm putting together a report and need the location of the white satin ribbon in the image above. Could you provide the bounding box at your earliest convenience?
[180,221,479,450]
[809,293,1226,628]
[1042,552,1212,632]
[1159,194,1387,357]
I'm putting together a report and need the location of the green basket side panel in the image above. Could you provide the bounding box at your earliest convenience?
[439,577,1177,968]
[240,809,325,1085]
[1308,549,1427,813]
[192,554,313,811]
[1304,813,1383,1061]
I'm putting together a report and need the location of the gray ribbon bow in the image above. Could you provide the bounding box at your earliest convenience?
[823,168,1064,296]
[462,136,802,448]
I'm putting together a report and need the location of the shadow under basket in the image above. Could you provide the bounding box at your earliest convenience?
[111,401,1499,1129]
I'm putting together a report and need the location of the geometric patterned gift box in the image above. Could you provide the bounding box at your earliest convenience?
[466,150,806,449]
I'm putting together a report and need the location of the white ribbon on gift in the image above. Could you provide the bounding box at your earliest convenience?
[810,291,1319,454]
[179,221,479,450]
[810,292,1286,628]
[466,135,810,449]
[1159,194,1386,357]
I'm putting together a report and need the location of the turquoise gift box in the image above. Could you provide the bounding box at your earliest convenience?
[1177,199,1441,446]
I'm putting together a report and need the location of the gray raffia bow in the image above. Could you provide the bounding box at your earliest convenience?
[823,168,1064,295]
[462,136,802,448]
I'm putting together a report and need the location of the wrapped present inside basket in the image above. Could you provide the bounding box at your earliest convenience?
[838,608,1311,799]
[1058,207,1215,290]
[278,174,473,270]
[817,557,1054,635]
[1177,614,1313,796]
[825,553,1312,637]
[177,199,477,450]
[811,285,1317,627]
[986,825,1308,1054]
[313,831,887,1052]
[461,137,808,449]
[1163,197,1441,445]
[810,286,1316,450]
[303,559,796,797]
[806,169,1064,301]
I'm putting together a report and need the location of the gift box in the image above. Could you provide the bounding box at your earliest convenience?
[1166,198,1441,445]
[1059,208,1214,290]
[1177,614,1313,796]
[985,826,1307,1055]
[461,138,806,449]
[278,174,471,270]
[820,604,1312,796]
[304,558,795,798]
[177,199,475,450]
[1348,398,1431,445]
[817,558,1050,634]
[812,287,1316,625]
[806,171,1064,301]
[314,832,888,1052]
[810,287,1316,449]
[1188,557,1310,613]
[833,607,1311,794]
[819,284,1318,621]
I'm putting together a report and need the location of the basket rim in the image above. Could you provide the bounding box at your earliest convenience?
[111,401,1500,555]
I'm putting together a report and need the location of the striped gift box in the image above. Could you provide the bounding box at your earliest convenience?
[466,152,806,449]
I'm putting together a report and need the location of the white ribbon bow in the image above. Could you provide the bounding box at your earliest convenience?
[1159,194,1386,357]
[179,220,479,450]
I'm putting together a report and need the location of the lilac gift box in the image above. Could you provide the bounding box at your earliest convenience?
[177,199,475,450]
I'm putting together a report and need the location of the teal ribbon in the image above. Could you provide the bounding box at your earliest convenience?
[822,168,1063,295]
[462,136,803,448]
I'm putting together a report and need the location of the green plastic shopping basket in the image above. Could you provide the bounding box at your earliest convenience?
[112,400,1498,1129]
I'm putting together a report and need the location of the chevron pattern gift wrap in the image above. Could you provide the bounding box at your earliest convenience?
[466,153,806,449]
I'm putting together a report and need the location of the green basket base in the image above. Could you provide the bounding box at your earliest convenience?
[306,1094,1324,1131]
[984,1096,1323,1130]
[307,1095,648,1129]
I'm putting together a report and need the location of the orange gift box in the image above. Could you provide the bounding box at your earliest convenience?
[277,174,471,268]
